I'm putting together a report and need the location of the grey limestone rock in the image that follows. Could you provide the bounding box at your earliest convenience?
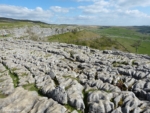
[47,86,67,104]
[0,87,66,113]
[0,39,150,112]
[112,107,122,113]
[46,70,55,79]
[88,100,114,113]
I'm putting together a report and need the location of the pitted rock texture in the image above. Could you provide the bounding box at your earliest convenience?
[0,38,150,113]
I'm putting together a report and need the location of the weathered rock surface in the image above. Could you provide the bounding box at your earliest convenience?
[0,25,79,39]
[0,39,150,112]
[0,87,66,113]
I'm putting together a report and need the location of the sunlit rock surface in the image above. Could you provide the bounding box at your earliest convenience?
[0,38,150,113]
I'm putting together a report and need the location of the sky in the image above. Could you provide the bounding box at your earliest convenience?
[0,0,150,26]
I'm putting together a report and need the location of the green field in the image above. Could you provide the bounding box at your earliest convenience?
[48,30,129,52]
[0,17,66,29]
[89,26,150,55]
[48,26,150,55]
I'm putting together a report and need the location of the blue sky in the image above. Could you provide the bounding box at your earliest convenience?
[0,0,150,26]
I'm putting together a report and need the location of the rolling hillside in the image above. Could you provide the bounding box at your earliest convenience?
[0,17,150,55]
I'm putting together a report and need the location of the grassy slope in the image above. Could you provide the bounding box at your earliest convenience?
[88,26,149,39]
[1,18,149,55]
[0,21,59,29]
[0,20,62,29]
[48,30,100,42]
[86,26,150,55]
[48,30,128,51]
[48,26,150,55]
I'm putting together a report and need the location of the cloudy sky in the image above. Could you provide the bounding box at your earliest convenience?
[0,0,150,26]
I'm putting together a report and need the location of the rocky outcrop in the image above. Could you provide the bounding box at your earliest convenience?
[0,25,79,39]
[0,39,150,112]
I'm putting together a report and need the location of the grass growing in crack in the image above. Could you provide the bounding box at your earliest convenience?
[116,80,127,91]
[23,83,38,91]
[118,99,123,106]
[21,72,28,76]
[82,90,89,113]
[0,92,7,98]
[69,50,76,58]
[53,77,59,86]
[112,61,129,67]
[65,105,83,113]
[2,63,19,88]
[0,78,5,82]
[82,89,100,113]
[9,71,19,87]
[23,83,44,96]
[11,67,18,72]
[128,85,133,91]
[44,53,51,58]
[65,85,72,90]
[105,90,112,93]
[113,62,120,67]
[63,75,79,82]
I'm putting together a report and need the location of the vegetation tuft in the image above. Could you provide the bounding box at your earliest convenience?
[0,92,7,98]
[2,63,19,88]
[23,83,44,96]
[65,104,83,113]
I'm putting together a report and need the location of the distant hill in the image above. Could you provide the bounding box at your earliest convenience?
[132,26,150,34]
[0,17,48,24]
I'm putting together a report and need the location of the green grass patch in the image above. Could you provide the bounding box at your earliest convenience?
[22,83,44,96]
[0,92,7,98]
[44,53,52,58]
[53,77,59,86]
[65,104,83,113]
[2,64,19,88]
[0,79,5,82]
[84,26,150,55]
[21,72,28,76]
[0,21,33,29]
[112,61,129,67]
[11,68,19,72]
[48,30,127,51]
[23,83,38,91]
[114,38,150,55]
[82,90,89,113]
[88,26,148,39]
[0,19,65,29]
[118,98,123,106]
[9,71,19,88]
[116,80,127,91]
[47,30,99,43]
[63,75,79,82]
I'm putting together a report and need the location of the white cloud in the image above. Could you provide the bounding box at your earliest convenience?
[75,0,150,25]
[77,15,96,20]
[78,0,110,14]
[75,0,98,2]
[124,10,150,18]
[112,0,150,7]
[50,6,69,13]
[0,4,52,22]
